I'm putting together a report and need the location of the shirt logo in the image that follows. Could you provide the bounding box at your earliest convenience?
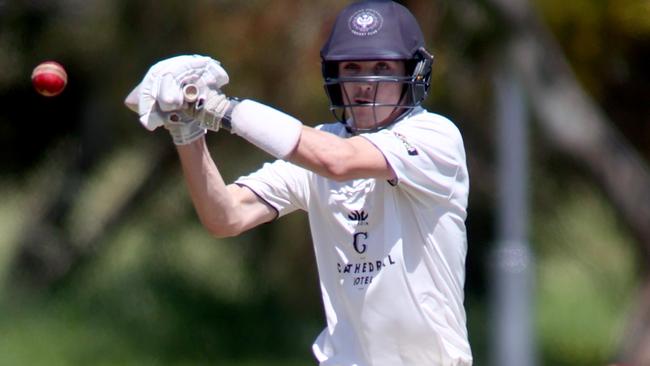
[352,232,368,254]
[393,132,419,156]
[348,9,383,36]
[348,209,369,225]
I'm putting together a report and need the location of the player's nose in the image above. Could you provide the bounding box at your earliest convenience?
[354,81,375,95]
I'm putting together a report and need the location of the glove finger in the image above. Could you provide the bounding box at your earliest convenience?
[124,84,141,113]
[139,103,178,131]
[150,55,196,76]
[168,56,228,94]
[182,60,228,104]
[139,101,164,131]
[157,73,184,112]
[157,56,209,108]
[162,55,206,82]
[125,56,190,131]
[203,60,229,88]
[138,78,164,131]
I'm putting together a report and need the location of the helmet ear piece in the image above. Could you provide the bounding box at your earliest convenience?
[412,58,426,79]
[416,48,434,76]
[411,48,434,103]
[322,61,344,107]
[324,83,344,107]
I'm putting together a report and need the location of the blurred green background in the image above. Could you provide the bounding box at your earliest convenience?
[0,0,648,365]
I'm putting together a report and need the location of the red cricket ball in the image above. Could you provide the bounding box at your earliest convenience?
[31,61,68,97]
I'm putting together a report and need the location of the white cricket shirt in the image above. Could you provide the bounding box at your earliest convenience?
[235,107,472,366]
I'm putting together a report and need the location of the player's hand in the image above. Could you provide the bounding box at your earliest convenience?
[124,54,229,145]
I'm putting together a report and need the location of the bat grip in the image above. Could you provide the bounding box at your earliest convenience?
[182,83,200,104]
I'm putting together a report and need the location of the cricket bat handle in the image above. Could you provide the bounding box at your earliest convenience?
[182,83,200,104]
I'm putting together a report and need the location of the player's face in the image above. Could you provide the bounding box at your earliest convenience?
[338,60,407,130]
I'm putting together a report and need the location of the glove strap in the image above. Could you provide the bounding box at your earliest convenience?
[193,91,239,132]
[219,98,240,131]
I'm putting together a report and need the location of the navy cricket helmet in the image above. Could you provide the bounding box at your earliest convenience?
[320,0,434,132]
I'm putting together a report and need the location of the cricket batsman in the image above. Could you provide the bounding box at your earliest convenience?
[125,0,472,364]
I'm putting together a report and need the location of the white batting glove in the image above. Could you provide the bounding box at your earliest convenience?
[187,88,238,131]
[124,54,230,145]
[124,55,302,158]
[161,109,207,145]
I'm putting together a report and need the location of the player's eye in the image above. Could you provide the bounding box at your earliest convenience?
[374,62,392,74]
[341,63,361,75]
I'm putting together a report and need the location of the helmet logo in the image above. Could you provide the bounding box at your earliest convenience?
[348,9,383,36]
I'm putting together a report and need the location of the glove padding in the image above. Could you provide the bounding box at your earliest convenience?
[124,54,229,132]
[163,110,207,145]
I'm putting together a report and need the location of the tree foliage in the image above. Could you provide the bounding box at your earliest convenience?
[0,0,648,364]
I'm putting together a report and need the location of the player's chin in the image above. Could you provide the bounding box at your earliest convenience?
[350,106,393,126]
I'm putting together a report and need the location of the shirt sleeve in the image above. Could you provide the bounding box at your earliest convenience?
[234,159,311,218]
[360,114,467,205]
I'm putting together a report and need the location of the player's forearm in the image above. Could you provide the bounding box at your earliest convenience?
[176,138,243,237]
[288,127,352,179]
[289,126,393,181]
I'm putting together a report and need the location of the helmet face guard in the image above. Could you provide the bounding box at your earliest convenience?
[322,48,434,133]
[320,1,434,133]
